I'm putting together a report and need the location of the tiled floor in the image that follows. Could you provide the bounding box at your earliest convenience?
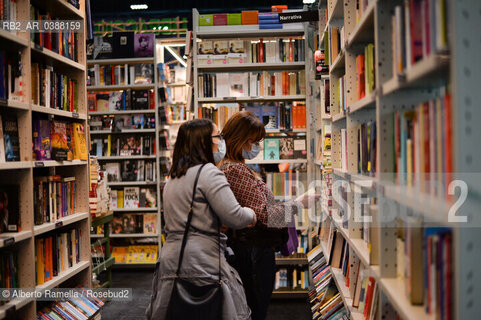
[100,270,311,320]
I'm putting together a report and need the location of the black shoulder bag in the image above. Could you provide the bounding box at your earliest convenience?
[166,164,223,320]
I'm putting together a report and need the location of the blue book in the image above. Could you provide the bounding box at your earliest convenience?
[258,13,279,19]
[244,106,262,121]
[258,19,280,24]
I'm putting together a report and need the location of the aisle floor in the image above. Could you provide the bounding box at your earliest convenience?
[100,270,311,320]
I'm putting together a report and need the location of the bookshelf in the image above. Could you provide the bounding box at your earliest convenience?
[0,0,91,318]
[87,45,163,267]
[309,0,481,320]
[192,7,314,299]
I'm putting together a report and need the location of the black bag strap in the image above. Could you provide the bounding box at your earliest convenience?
[175,164,221,284]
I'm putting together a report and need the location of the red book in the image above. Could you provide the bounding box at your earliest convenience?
[444,92,453,197]
[423,103,430,175]
[270,75,275,96]
[363,277,376,318]
[213,14,227,26]
[112,67,115,86]
[424,0,431,56]
[409,0,423,64]
[150,91,155,109]
[259,38,265,63]
[356,54,366,100]
[289,38,294,62]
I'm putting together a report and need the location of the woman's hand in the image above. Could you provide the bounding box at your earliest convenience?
[295,192,321,209]
[246,210,257,228]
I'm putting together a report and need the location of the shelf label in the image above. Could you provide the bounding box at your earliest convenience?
[34,43,43,51]
[3,237,15,246]
[35,161,45,167]
[72,112,79,118]
[278,11,319,23]
[55,221,63,228]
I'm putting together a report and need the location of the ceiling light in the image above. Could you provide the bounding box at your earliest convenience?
[130,4,148,10]
[303,0,315,3]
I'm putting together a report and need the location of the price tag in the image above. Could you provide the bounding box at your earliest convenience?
[35,161,45,167]
[72,112,79,119]
[55,221,63,228]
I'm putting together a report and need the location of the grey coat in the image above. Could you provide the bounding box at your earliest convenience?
[145,163,255,320]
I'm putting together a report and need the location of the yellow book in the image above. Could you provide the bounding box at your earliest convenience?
[36,239,45,285]
[71,123,88,160]
[293,269,298,289]
[107,135,111,157]
[117,190,124,208]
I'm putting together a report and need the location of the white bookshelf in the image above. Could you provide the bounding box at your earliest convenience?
[87,50,164,266]
[0,0,91,318]
[310,0,481,320]
[192,7,313,299]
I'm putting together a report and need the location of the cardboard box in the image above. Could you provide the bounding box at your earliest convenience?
[227,13,242,25]
[242,11,259,25]
[213,14,227,25]
[199,14,213,26]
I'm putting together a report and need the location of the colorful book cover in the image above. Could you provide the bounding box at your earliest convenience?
[264,138,280,160]
[2,115,20,162]
[279,137,294,159]
[134,33,154,57]
[71,123,88,160]
[123,187,139,209]
[262,105,278,129]
[143,213,157,234]
[33,119,52,161]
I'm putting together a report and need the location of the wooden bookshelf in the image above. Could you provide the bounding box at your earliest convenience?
[310,0,481,319]
[0,1,90,317]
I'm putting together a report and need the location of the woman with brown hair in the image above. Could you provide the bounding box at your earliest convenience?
[219,111,318,320]
[146,119,256,320]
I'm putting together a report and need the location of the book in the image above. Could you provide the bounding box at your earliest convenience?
[104,163,120,182]
[134,33,154,57]
[2,114,19,162]
[123,187,140,209]
[0,115,4,163]
[143,213,157,234]
[0,184,20,232]
[139,188,156,208]
[71,123,88,160]
[33,119,52,161]
[279,137,294,159]
[264,138,280,160]
[134,64,154,84]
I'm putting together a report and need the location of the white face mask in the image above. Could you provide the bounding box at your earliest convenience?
[213,138,226,163]
[242,143,261,160]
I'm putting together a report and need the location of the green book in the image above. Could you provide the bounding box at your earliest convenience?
[199,14,214,26]
[264,138,280,160]
[227,13,241,25]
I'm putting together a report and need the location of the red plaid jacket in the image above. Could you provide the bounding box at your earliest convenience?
[221,161,297,228]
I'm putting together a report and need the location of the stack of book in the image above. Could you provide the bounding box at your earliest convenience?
[110,187,157,210]
[258,12,282,30]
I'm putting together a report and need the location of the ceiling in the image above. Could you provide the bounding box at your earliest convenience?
[90,0,307,20]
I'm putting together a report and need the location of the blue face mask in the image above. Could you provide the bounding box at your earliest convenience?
[242,144,261,160]
[213,139,226,163]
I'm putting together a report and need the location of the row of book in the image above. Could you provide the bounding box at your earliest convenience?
[263,136,307,161]
[35,228,81,285]
[91,135,156,157]
[356,0,375,23]
[355,44,375,101]
[158,64,186,84]
[266,170,307,197]
[87,63,154,87]
[274,267,309,290]
[36,286,104,320]
[33,118,88,161]
[91,213,158,235]
[246,103,307,130]
[88,89,155,112]
[110,187,157,209]
[393,87,452,196]
[399,223,452,319]
[90,114,156,131]
[197,38,305,65]
[357,121,377,176]
[0,0,16,23]
[198,70,306,98]
[158,85,186,104]
[103,160,157,183]
[31,63,79,112]
[168,105,187,122]
[0,50,26,103]
[34,175,77,226]
[306,246,349,320]
[111,245,158,264]
[324,226,379,319]
[391,0,449,76]
[0,113,20,162]
[111,213,158,235]
[31,5,79,62]
[0,251,18,297]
